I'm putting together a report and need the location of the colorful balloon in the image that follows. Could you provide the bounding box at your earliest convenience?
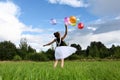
[71,23,76,26]
[50,18,57,25]
[69,16,77,24]
[78,22,84,29]
[64,17,70,25]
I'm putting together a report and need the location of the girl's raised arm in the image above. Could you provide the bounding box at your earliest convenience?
[61,24,68,40]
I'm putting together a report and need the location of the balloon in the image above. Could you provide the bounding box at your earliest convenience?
[64,17,70,25]
[69,16,77,24]
[50,18,57,25]
[78,22,84,29]
[77,18,80,23]
[71,23,76,26]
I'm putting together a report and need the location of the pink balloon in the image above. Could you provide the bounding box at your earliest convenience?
[64,17,70,25]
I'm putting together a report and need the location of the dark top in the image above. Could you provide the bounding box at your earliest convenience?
[56,38,67,46]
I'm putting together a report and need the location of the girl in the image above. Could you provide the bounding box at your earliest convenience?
[43,24,76,68]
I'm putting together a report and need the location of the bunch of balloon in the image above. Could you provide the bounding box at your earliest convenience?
[64,16,76,26]
[50,16,84,29]
[64,16,84,29]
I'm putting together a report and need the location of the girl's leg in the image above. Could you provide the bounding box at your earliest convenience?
[61,59,64,68]
[54,60,58,68]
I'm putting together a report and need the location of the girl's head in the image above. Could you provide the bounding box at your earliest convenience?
[54,32,60,38]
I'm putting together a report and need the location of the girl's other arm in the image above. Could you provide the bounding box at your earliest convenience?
[43,39,56,46]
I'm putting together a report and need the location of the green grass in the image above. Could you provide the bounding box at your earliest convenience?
[0,61,120,80]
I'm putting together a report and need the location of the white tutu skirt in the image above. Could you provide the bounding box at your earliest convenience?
[55,46,77,60]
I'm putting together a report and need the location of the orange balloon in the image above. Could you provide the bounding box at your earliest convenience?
[69,16,77,23]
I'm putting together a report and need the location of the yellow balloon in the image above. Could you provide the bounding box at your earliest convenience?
[69,16,77,24]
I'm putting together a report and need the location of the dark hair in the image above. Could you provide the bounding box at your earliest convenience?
[54,32,60,38]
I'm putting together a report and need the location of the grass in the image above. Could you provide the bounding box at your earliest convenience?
[0,61,120,80]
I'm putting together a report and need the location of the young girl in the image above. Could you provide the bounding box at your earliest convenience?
[43,24,76,68]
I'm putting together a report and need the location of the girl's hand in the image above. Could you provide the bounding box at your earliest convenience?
[43,45,46,47]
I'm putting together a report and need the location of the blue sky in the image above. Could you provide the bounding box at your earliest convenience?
[13,0,97,27]
[0,0,120,51]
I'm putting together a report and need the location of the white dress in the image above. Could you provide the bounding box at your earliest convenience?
[55,38,76,60]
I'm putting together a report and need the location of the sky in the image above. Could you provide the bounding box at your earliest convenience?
[0,0,120,52]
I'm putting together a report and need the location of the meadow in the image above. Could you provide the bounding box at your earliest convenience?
[0,60,120,80]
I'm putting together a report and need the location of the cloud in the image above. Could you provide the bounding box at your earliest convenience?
[1,0,120,52]
[68,30,120,49]
[0,1,24,41]
[0,1,45,51]
[66,17,120,49]
[115,16,120,20]
[90,18,120,34]
[22,26,43,34]
[87,26,97,31]
[48,0,88,7]
[88,0,120,16]
[90,30,120,48]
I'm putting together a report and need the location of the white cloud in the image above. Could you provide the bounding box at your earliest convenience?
[68,30,120,49]
[87,26,97,31]
[23,26,43,33]
[88,0,120,16]
[48,0,57,4]
[0,1,24,41]
[90,30,120,48]
[67,17,120,49]
[115,16,120,20]
[85,17,120,34]
[1,0,120,52]
[93,18,120,34]
[21,33,54,52]
[0,1,45,52]
[48,0,88,7]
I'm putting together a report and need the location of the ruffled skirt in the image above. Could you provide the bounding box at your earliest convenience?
[55,46,76,60]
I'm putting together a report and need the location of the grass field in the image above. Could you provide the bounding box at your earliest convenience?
[0,61,120,80]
